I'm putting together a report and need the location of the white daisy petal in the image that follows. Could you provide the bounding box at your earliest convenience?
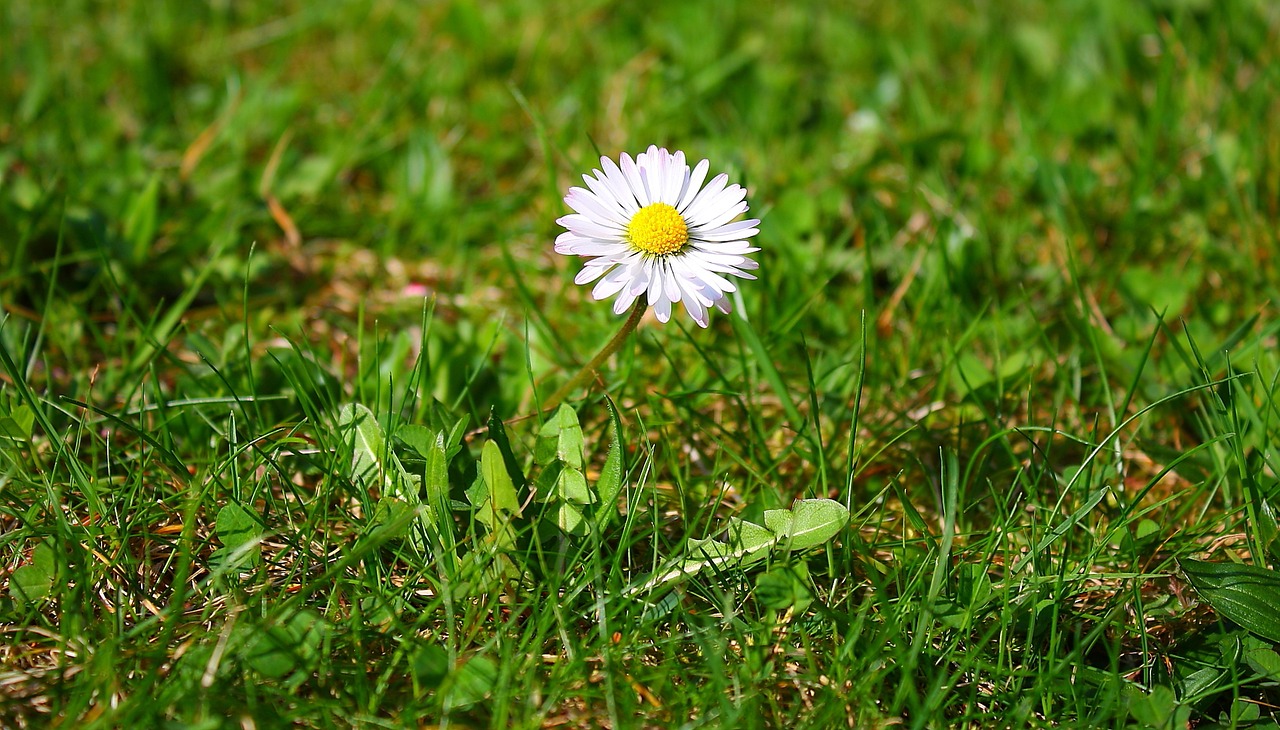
[565,188,630,227]
[647,261,666,305]
[575,263,615,285]
[695,240,761,255]
[678,159,710,212]
[663,151,687,206]
[567,241,631,257]
[686,250,751,268]
[620,153,650,206]
[580,176,630,219]
[682,172,729,222]
[613,286,639,315]
[677,276,719,308]
[686,181,744,227]
[648,150,668,204]
[692,201,751,233]
[557,214,624,240]
[627,258,653,296]
[598,157,640,213]
[694,218,761,241]
[592,266,632,300]
[554,231,591,254]
[654,296,672,323]
[684,263,738,293]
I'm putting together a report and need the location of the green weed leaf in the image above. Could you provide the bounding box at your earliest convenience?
[338,403,420,502]
[420,427,457,568]
[1127,684,1189,729]
[241,610,327,680]
[592,397,626,531]
[533,406,592,536]
[216,502,261,550]
[486,408,526,491]
[396,424,438,461]
[1181,558,1280,642]
[409,643,449,690]
[756,566,813,612]
[0,402,34,441]
[479,440,521,516]
[535,404,585,469]
[469,440,522,554]
[446,655,498,709]
[214,502,262,568]
[9,542,55,604]
[630,498,849,596]
[763,498,850,550]
[1244,643,1280,681]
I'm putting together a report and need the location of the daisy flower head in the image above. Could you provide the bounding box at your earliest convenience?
[554,145,761,328]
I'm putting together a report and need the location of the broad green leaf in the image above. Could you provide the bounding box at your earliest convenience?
[9,542,54,603]
[338,403,419,502]
[480,440,521,515]
[1244,644,1280,681]
[1181,558,1280,642]
[726,517,777,562]
[213,502,262,569]
[422,428,449,507]
[535,404,584,469]
[446,655,498,709]
[1223,697,1262,726]
[486,407,526,490]
[592,397,625,531]
[421,428,456,566]
[470,441,521,551]
[0,403,34,441]
[555,503,586,536]
[242,610,326,680]
[370,497,417,539]
[410,643,449,690]
[533,453,592,536]
[397,424,438,460]
[763,499,850,550]
[1259,499,1280,565]
[1127,685,1187,729]
[558,466,590,504]
[756,566,814,612]
[1176,666,1224,703]
[629,499,849,596]
[441,416,469,459]
[216,502,261,550]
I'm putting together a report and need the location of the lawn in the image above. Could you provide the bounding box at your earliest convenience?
[3,1,1280,727]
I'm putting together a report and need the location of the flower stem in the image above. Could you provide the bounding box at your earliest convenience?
[542,300,647,413]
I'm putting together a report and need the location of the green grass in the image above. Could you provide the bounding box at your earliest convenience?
[3,0,1280,727]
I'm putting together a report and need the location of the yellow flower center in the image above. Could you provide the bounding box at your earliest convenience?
[626,203,689,256]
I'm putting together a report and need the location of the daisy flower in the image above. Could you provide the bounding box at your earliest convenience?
[554,145,760,328]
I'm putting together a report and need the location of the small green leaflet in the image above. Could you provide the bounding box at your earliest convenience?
[214,502,263,568]
[533,405,593,536]
[9,541,55,604]
[534,404,585,469]
[0,402,34,441]
[337,403,421,504]
[467,440,522,549]
[591,396,626,532]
